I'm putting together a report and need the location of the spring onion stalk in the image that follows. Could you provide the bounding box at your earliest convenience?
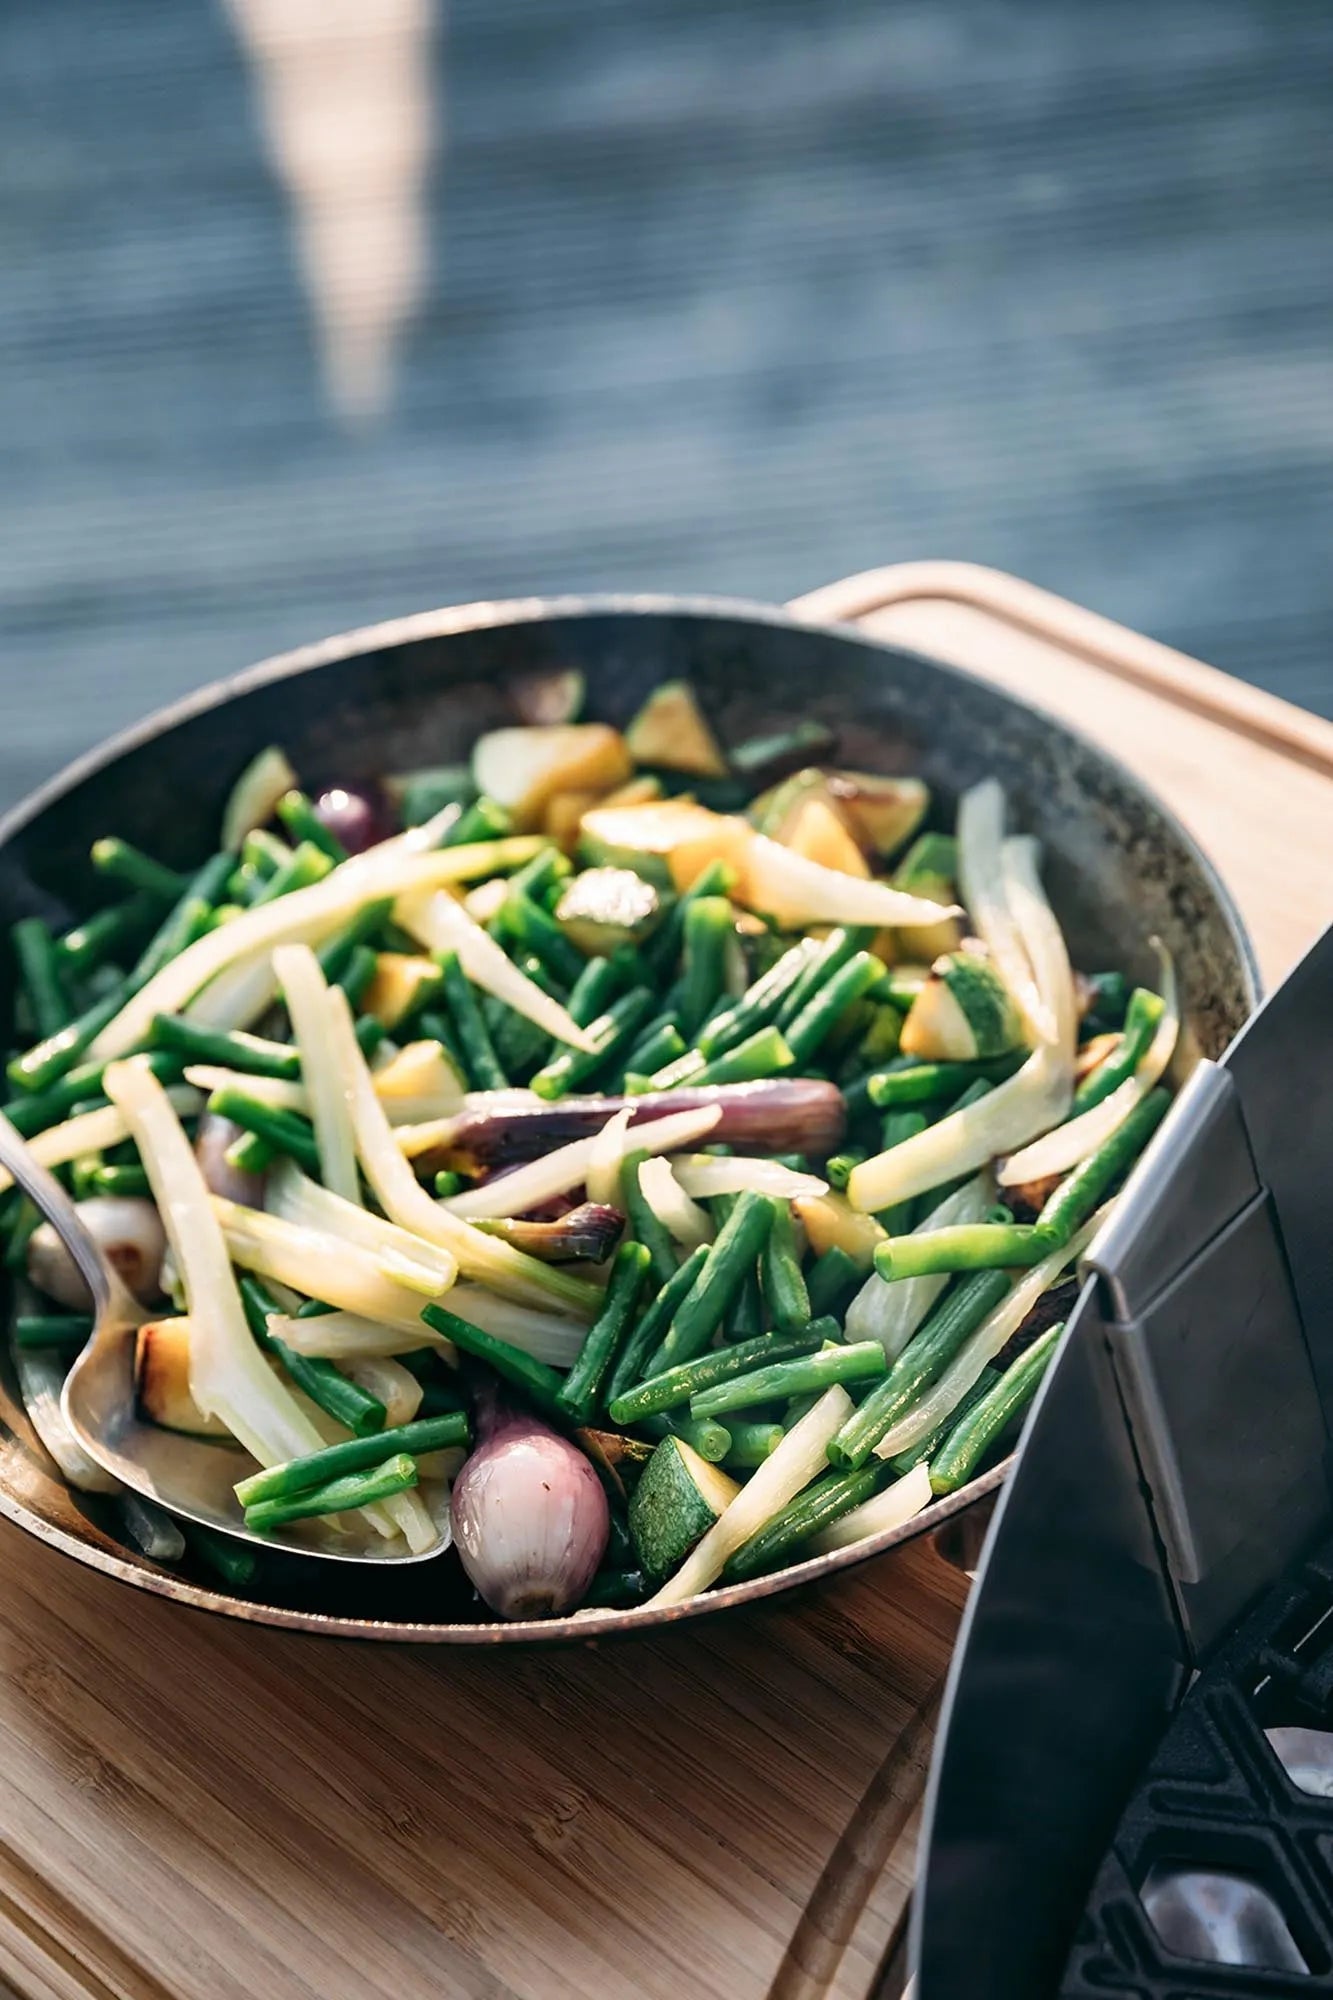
[88,838,543,1060]
[277,1282,584,1367]
[322,986,601,1315]
[183,1061,458,1131]
[441,1102,722,1220]
[870,1209,1106,1462]
[738,836,957,931]
[215,1200,447,1333]
[1001,836,1077,1062]
[396,884,599,1053]
[643,1385,853,1608]
[102,1059,331,1467]
[264,1162,457,1284]
[999,942,1178,1187]
[584,1104,633,1208]
[271,1310,449,1360]
[0,1087,202,1195]
[638,1156,714,1249]
[810,1459,933,1554]
[845,1173,992,1359]
[220,746,299,852]
[956,782,1052,1044]
[670,1154,827,1201]
[271,944,361,1203]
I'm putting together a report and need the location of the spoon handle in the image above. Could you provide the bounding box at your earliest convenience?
[0,1111,118,1319]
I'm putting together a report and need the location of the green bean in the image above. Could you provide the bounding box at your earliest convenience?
[212,1088,320,1175]
[394,764,477,828]
[275,789,347,863]
[723,1461,892,1581]
[874,1220,1050,1280]
[728,721,836,778]
[433,1169,465,1199]
[71,1152,103,1200]
[1071,989,1166,1112]
[185,1523,258,1588]
[604,1243,709,1404]
[7,988,126,1094]
[884,1366,999,1475]
[776,927,875,1030]
[11,917,71,1041]
[616,1017,686,1086]
[1079,970,1131,1033]
[876,1107,928,1234]
[56,894,157,977]
[867,1052,1026,1107]
[90,838,187,903]
[354,1016,387,1063]
[760,1199,810,1335]
[421,1302,566,1417]
[442,796,512,848]
[241,828,291,878]
[680,897,733,1038]
[244,1452,419,1532]
[316,898,394,984]
[825,1151,865,1192]
[531,988,655,1100]
[638,1409,734,1463]
[723,1419,786,1470]
[582,1569,650,1610]
[227,862,267,907]
[499,889,584,986]
[805,1245,862,1319]
[609,1325,824,1424]
[929,1322,1064,1493]
[151,1015,301,1080]
[436,950,508,1091]
[508,844,571,905]
[13,1313,93,1351]
[621,1150,681,1286]
[691,1337,885,1419]
[417,1007,471,1087]
[680,1025,794,1090]
[3,1197,41,1270]
[235,1413,470,1509]
[566,955,627,1027]
[642,860,735,978]
[249,839,334,908]
[237,1273,388,1438]
[556,1240,653,1424]
[784,952,884,1066]
[1034,1087,1171,1238]
[645,1191,777,1372]
[87,1164,150,1199]
[639,1046,706,1091]
[828,1269,1013,1469]
[695,939,813,1060]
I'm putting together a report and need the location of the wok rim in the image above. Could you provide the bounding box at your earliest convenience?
[0,590,1260,1643]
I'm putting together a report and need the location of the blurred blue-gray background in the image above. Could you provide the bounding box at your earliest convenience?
[2,0,1330,806]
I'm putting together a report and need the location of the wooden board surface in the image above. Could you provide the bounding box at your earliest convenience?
[2,567,1332,2000]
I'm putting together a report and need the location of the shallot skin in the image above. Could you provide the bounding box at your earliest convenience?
[451,1404,609,1620]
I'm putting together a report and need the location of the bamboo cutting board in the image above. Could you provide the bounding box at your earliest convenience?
[1,567,1331,2000]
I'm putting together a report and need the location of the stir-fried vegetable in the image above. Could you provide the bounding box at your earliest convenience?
[3,689,1179,1606]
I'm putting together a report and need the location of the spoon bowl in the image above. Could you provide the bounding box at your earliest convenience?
[0,1113,443,1565]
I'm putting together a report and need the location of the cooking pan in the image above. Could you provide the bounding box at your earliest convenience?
[0,594,1257,1642]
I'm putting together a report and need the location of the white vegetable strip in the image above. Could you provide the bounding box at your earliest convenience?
[846,1046,1071,1213]
[435,1283,589,1366]
[220,745,297,853]
[184,950,281,1033]
[0,1087,202,1195]
[103,1060,327,1466]
[584,1105,633,1209]
[442,1103,723,1220]
[271,1311,451,1360]
[266,1161,457,1283]
[89,838,542,1059]
[182,1062,459,1129]
[671,1154,828,1201]
[811,1461,933,1553]
[957,781,1053,1045]
[871,1209,1105,1461]
[323,985,603,1315]
[640,1157,714,1249]
[645,1386,854,1609]
[345,1357,423,1427]
[1000,836,1077,1062]
[274,1284,586,1367]
[273,945,361,1204]
[214,1200,445,1332]
[396,885,601,1053]
[998,941,1179,1187]
[845,1174,992,1359]
[739,835,958,931]
[463,877,509,924]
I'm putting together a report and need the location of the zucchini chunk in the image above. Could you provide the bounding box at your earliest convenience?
[472,724,632,831]
[782,796,870,878]
[624,681,728,778]
[892,831,964,962]
[900,950,1023,1061]
[827,773,928,859]
[629,1436,740,1579]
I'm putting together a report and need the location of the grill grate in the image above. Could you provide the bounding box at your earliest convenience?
[1063,1539,1333,1996]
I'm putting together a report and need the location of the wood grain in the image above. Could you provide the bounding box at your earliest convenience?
[0,568,1330,2000]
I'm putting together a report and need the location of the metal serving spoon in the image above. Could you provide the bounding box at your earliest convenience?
[0,1113,440,1564]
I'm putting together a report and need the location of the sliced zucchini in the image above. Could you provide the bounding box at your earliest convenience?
[900,950,1024,1061]
[892,831,964,963]
[828,773,928,859]
[782,796,870,878]
[792,1192,885,1270]
[363,952,441,1029]
[579,798,751,890]
[472,724,632,831]
[624,681,728,778]
[553,868,662,956]
[748,766,836,840]
[135,1319,231,1437]
[628,1436,740,1579]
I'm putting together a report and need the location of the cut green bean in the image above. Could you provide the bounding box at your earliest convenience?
[7,988,126,1094]
[1034,1087,1171,1239]
[566,955,627,1027]
[825,1150,866,1192]
[609,1324,823,1424]
[885,1366,1000,1475]
[185,1523,258,1588]
[212,1088,320,1175]
[56,894,157,977]
[1071,989,1166,1113]
[929,1322,1064,1493]
[695,939,814,1060]
[728,720,836,778]
[676,1024,794,1090]
[621,1149,682,1286]
[433,1169,465,1199]
[442,795,512,848]
[867,1052,1026,1107]
[235,1412,470,1508]
[238,1273,389,1438]
[91,838,186,903]
[315,898,395,984]
[875,1220,1052,1281]
[249,839,334,908]
[680,897,733,1038]
[244,1453,419,1532]
[556,1240,653,1424]
[784,951,884,1066]
[604,1243,709,1404]
[642,860,735,978]
[13,1313,93,1351]
[4,1198,41,1270]
[1079,970,1131,1033]
[724,1461,892,1582]
[499,889,584,985]
[776,927,874,1030]
[421,1302,567,1418]
[436,949,508,1091]
[691,1337,885,1419]
[151,1015,301,1080]
[646,1191,777,1372]
[12,919,72,1040]
[508,844,571,906]
[275,789,347,863]
[617,1016,686,1085]
[759,1199,811,1336]
[531,988,655,1100]
[805,1245,862,1319]
[723,1420,786,1470]
[87,1164,151,1199]
[876,1107,928,1234]
[828,1268,1013,1469]
[241,828,291,878]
